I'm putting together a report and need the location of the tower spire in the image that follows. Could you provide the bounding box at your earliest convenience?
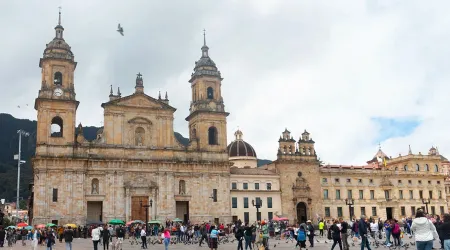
[58,6,62,25]
[203,29,206,46]
[201,29,209,58]
[165,91,168,100]
[109,85,113,96]
[135,72,144,93]
[408,145,412,155]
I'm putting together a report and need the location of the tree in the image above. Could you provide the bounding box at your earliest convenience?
[19,199,27,210]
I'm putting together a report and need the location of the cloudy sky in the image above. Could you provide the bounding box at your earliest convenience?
[1,0,449,165]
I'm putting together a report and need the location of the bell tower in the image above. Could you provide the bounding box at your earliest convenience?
[186,30,229,152]
[34,9,78,147]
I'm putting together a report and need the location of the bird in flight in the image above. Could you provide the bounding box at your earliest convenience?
[117,23,124,36]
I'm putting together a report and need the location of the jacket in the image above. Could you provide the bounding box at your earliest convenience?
[437,222,450,241]
[92,228,101,241]
[358,220,368,236]
[64,229,74,242]
[411,217,438,242]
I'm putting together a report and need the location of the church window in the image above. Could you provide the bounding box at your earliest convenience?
[404,165,408,171]
[425,164,429,171]
[54,72,62,85]
[91,178,99,194]
[135,127,145,146]
[208,126,218,145]
[191,128,197,139]
[207,87,214,99]
[415,164,420,171]
[50,116,63,137]
[288,145,292,154]
[52,188,58,202]
[435,164,439,172]
[179,180,186,195]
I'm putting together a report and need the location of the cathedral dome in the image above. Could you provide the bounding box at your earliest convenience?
[227,130,257,158]
[42,10,74,61]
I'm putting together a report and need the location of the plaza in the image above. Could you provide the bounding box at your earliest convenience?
[6,234,433,250]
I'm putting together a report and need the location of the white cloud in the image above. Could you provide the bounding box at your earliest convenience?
[1,0,450,165]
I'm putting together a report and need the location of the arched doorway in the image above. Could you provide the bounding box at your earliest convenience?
[296,202,307,223]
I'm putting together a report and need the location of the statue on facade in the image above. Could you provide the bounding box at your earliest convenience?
[92,182,98,194]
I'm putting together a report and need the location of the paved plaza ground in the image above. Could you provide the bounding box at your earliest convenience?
[5,234,434,250]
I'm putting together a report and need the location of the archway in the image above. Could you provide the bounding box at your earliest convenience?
[296,202,307,224]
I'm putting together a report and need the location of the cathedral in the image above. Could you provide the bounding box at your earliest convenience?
[30,12,449,226]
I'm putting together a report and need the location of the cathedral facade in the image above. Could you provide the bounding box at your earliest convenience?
[31,13,232,225]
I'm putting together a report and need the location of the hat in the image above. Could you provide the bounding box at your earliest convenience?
[307,220,311,223]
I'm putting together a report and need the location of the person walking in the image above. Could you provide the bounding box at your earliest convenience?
[319,220,325,237]
[235,226,244,250]
[140,227,148,249]
[437,214,450,250]
[102,225,110,250]
[64,226,74,250]
[330,219,342,250]
[199,224,208,247]
[243,223,254,250]
[359,216,372,250]
[209,225,219,250]
[370,219,378,239]
[391,220,401,246]
[296,223,307,250]
[92,226,101,250]
[411,210,439,250]
[163,228,171,250]
[340,218,350,250]
[307,220,315,247]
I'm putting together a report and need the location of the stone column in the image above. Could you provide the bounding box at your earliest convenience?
[125,187,130,222]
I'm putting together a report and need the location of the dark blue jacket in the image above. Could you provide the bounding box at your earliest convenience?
[358,220,368,236]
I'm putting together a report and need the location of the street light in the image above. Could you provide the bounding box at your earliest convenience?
[345,198,354,219]
[422,198,430,214]
[252,199,263,222]
[140,199,153,234]
[15,130,29,220]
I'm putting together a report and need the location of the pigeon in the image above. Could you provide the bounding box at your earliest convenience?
[316,239,319,242]
[274,244,277,248]
[117,23,124,36]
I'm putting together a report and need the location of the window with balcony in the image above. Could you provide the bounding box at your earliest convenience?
[359,190,364,199]
[429,191,433,199]
[409,190,414,200]
[231,182,237,190]
[325,207,331,217]
[348,190,353,199]
[336,190,341,199]
[267,197,273,208]
[324,189,329,199]
[244,197,249,208]
[337,207,343,217]
[384,190,390,200]
[399,190,403,199]
[370,190,375,200]
[232,197,237,208]
[419,191,423,199]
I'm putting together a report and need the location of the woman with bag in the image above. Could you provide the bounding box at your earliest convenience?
[296,224,307,250]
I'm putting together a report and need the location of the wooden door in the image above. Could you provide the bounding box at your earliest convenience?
[131,196,147,221]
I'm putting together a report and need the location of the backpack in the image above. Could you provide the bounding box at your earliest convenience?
[392,224,400,234]
[297,229,306,241]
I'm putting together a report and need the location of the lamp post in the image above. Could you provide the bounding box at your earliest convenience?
[252,199,263,222]
[140,199,153,234]
[422,198,430,214]
[15,130,29,221]
[345,198,354,220]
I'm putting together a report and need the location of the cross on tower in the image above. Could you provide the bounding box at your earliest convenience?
[137,72,142,78]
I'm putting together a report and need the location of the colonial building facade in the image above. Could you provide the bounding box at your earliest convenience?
[32,13,232,225]
[31,13,449,226]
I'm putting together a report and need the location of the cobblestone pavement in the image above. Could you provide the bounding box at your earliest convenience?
[7,235,435,250]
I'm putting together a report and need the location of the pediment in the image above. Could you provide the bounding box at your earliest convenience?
[128,117,152,125]
[101,93,176,111]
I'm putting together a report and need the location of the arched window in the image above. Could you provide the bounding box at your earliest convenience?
[54,72,62,85]
[208,127,217,145]
[425,164,429,171]
[50,116,63,137]
[207,87,214,99]
[415,164,420,171]
[283,146,287,154]
[135,127,145,146]
[435,164,439,172]
[404,165,408,171]
[395,167,398,171]
[191,128,197,139]
[288,145,292,154]
[179,180,186,195]
[91,178,99,194]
